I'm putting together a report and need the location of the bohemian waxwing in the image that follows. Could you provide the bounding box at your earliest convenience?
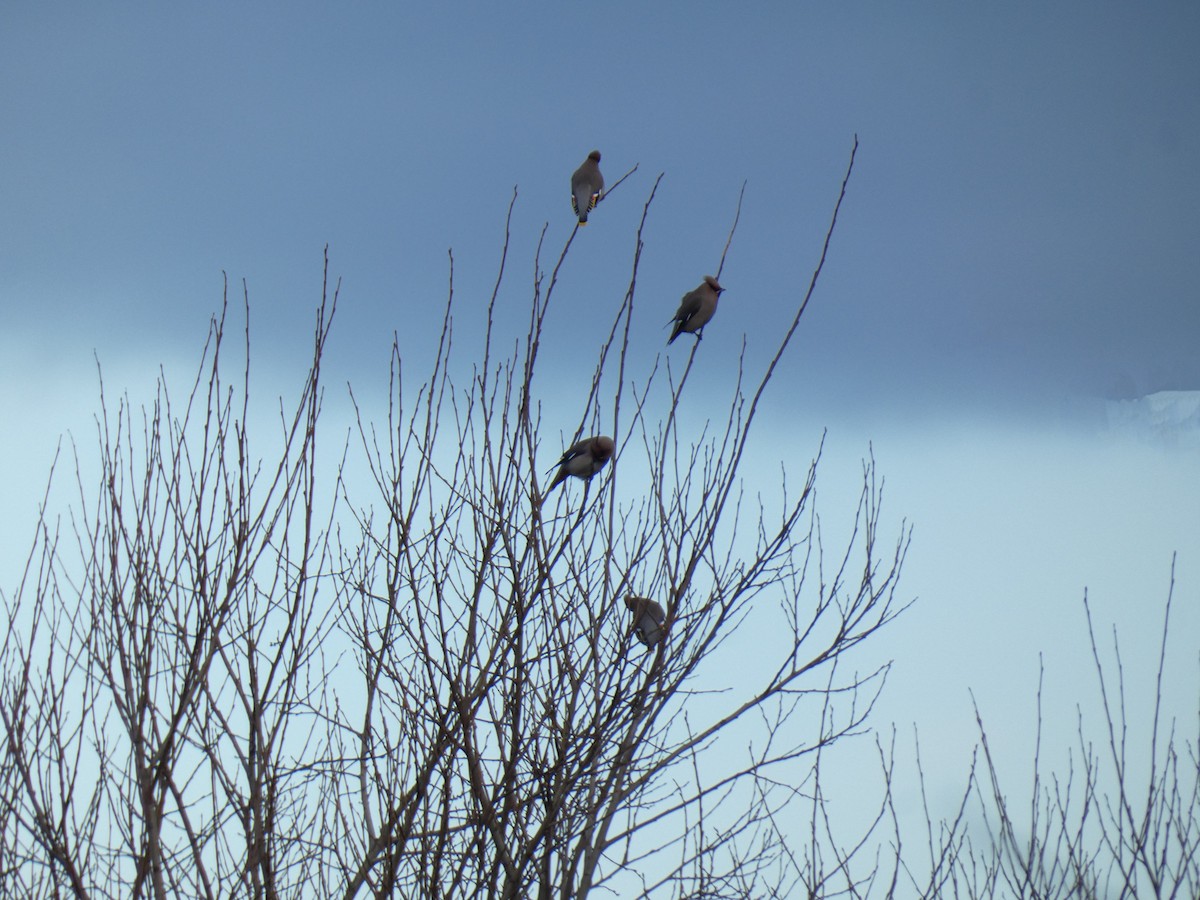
[667,276,724,345]
[624,594,667,648]
[544,434,615,496]
[570,150,604,225]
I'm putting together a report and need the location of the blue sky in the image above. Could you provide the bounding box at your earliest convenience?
[5,2,1197,411]
[2,0,1198,852]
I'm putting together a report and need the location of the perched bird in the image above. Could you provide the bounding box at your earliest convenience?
[570,150,605,225]
[624,595,667,648]
[544,434,615,497]
[667,276,725,344]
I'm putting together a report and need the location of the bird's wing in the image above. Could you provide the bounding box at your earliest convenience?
[547,437,587,474]
[675,289,702,323]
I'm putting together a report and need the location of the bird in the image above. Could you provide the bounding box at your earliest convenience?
[667,276,724,344]
[624,594,667,648]
[543,434,615,497]
[570,150,604,225]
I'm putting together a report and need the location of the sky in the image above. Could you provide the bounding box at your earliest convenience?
[2,0,1198,868]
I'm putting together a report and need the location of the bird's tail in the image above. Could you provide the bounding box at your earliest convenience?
[539,471,565,506]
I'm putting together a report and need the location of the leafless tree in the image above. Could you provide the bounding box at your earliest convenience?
[867,557,1200,900]
[938,558,1200,900]
[0,269,342,898]
[320,138,912,897]
[0,139,929,898]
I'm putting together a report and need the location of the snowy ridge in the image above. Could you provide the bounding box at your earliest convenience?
[1106,390,1200,448]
